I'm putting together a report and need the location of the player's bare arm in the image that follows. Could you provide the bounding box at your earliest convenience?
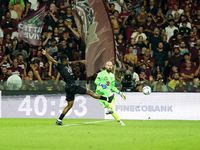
[42,49,58,66]
[71,60,87,65]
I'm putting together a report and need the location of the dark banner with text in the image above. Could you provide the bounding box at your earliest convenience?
[72,0,116,77]
[18,6,45,46]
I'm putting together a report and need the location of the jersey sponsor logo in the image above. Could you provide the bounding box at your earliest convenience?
[106,81,110,86]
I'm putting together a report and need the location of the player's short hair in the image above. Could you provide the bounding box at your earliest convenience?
[60,55,69,63]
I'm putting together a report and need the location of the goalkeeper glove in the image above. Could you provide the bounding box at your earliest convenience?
[99,82,107,89]
[118,91,126,101]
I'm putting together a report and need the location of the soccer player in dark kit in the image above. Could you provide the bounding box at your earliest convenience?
[42,49,113,126]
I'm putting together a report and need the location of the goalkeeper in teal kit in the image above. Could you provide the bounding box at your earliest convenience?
[95,61,126,126]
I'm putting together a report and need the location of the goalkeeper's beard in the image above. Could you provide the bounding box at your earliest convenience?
[106,68,112,73]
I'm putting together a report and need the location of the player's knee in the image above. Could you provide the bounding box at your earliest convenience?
[67,101,74,108]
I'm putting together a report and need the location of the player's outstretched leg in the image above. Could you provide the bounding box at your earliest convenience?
[107,97,125,126]
[56,101,74,126]
[86,90,113,102]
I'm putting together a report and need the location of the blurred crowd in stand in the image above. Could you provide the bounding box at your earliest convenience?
[0,0,199,92]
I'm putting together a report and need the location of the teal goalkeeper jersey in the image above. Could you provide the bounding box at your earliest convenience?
[95,70,119,97]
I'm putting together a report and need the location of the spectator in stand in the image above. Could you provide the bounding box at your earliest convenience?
[160,29,166,37]
[131,26,147,43]
[168,47,184,68]
[28,0,39,11]
[164,14,174,28]
[116,33,126,55]
[146,0,157,16]
[31,50,46,68]
[155,7,166,30]
[165,0,177,17]
[153,66,164,81]
[172,34,184,50]
[187,31,198,50]
[21,1,32,18]
[180,53,195,70]
[42,30,54,48]
[162,35,172,58]
[148,27,162,54]
[179,15,191,29]
[135,36,148,50]
[168,72,180,90]
[0,54,12,68]
[192,78,200,92]
[165,19,179,42]
[119,7,130,23]
[192,9,200,30]
[41,61,54,80]
[9,0,25,7]
[194,48,200,66]
[189,38,200,62]
[180,60,195,82]
[179,21,191,40]
[126,38,141,56]
[63,6,75,27]
[137,5,147,26]
[13,0,25,19]
[174,12,181,26]
[106,3,116,20]
[0,66,8,81]
[44,8,58,30]
[111,10,122,36]
[168,65,179,81]
[0,11,18,35]
[2,34,12,53]
[53,27,61,43]
[60,39,72,60]
[153,41,168,73]
[0,28,3,45]
[192,26,200,39]
[178,41,189,56]
[0,44,4,62]
[9,58,24,80]
[8,3,18,20]
[171,2,184,17]
[143,15,157,39]
[57,17,68,35]
[29,63,42,81]
[12,42,28,61]
[169,29,178,47]
[47,39,58,55]
[73,65,86,80]
[17,54,27,76]
[136,48,154,77]
[139,67,149,81]
[124,45,138,65]
[125,17,138,43]
[194,62,200,78]
[0,5,5,23]
[180,0,195,15]
[174,76,187,92]
[59,0,70,16]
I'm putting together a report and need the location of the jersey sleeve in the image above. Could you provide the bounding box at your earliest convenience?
[94,73,101,85]
[111,75,119,94]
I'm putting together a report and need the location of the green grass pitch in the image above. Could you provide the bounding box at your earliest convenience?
[0,119,200,150]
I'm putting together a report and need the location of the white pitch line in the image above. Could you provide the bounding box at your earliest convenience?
[62,120,113,127]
